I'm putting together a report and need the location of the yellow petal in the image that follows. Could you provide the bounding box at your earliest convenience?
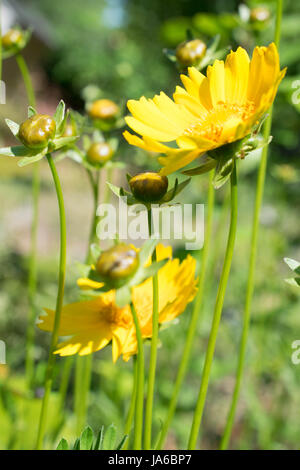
[77,277,104,290]
[224,47,250,103]
[207,60,226,107]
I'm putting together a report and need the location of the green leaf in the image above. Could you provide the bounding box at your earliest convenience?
[18,153,45,167]
[90,243,102,263]
[28,106,37,118]
[80,426,94,450]
[107,182,136,205]
[138,238,158,266]
[53,135,79,151]
[284,257,300,275]
[182,158,216,176]
[213,155,234,189]
[54,100,66,128]
[102,424,117,450]
[134,259,168,285]
[72,438,81,450]
[0,145,31,158]
[115,435,128,450]
[56,438,69,450]
[162,177,191,202]
[5,119,20,136]
[285,277,300,288]
[115,285,131,308]
[94,426,104,450]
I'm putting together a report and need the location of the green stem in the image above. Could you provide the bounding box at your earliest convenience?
[123,356,138,450]
[157,170,215,450]
[16,54,36,109]
[36,155,67,450]
[130,301,145,450]
[219,0,283,450]
[58,356,73,411]
[188,162,238,450]
[15,53,40,389]
[74,169,100,434]
[144,209,159,450]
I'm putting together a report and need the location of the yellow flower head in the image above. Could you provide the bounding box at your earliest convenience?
[124,43,286,175]
[37,245,197,362]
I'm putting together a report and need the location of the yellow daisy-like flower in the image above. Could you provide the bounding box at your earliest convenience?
[124,43,286,175]
[37,245,197,362]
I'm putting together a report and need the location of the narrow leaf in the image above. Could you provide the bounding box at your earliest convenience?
[0,145,31,158]
[5,119,20,136]
[80,426,94,450]
[56,438,69,450]
[54,100,65,128]
[102,424,117,450]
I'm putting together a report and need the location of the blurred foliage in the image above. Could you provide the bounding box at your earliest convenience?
[0,0,300,451]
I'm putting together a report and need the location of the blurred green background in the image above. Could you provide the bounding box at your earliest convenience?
[0,0,300,450]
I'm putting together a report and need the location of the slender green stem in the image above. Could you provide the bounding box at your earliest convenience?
[36,155,67,449]
[144,209,159,450]
[130,302,145,450]
[58,356,73,411]
[219,0,283,450]
[188,162,238,450]
[157,170,215,450]
[16,54,36,109]
[74,169,100,434]
[123,356,138,450]
[15,53,40,388]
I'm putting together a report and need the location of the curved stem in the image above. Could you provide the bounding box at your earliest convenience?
[219,0,283,450]
[123,356,138,450]
[36,155,67,450]
[130,302,145,450]
[188,162,238,450]
[144,209,159,450]
[15,53,40,388]
[157,170,215,450]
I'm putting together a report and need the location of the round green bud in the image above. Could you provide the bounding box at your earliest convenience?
[250,7,270,23]
[175,39,207,66]
[2,29,23,49]
[88,99,119,120]
[96,244,139,284]
[129,172,168,203]
[18,114,56,150]
[87,142,114,165]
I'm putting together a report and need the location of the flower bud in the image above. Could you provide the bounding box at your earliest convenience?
[250,7,270,23]
[129,172,168,203]
[87,142,114,165]
[88,99,119,120]
[2,29,23,49]
[175,39,206,66]
[96,244,139,284]
[18,114,56,150]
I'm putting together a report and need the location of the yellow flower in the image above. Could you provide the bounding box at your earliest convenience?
[124,43,286,175]
[37,245,197,362]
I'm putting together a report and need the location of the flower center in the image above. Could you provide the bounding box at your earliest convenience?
[183,100,255,142]
[103,304,132,328]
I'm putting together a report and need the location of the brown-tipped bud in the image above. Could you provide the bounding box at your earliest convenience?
[250,7,270,23]
[2,29,23,49]
[129,172,168,203]
[96,244,139,283]
[88,99,119,120]
[175,39,207,66]
[18,114,56,150]
[87,142,114,165]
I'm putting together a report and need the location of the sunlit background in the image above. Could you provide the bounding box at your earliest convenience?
[0,0,300,450]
